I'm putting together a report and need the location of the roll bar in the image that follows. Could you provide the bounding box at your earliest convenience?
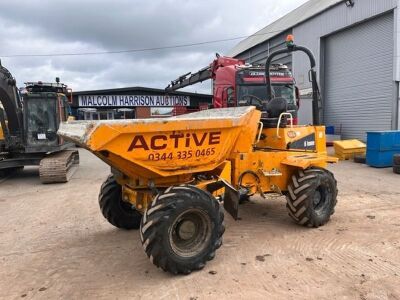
[264,37,321,125]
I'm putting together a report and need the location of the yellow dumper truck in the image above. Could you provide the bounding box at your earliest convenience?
[58,37,338,275]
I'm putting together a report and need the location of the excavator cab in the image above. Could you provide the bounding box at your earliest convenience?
[22,82,71,152]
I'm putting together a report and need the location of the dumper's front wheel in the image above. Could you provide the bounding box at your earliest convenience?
[98,175,142,229]
[140,185,224,275]
[286,168,337,227]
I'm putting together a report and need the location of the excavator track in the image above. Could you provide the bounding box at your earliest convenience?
[39,150,79,184]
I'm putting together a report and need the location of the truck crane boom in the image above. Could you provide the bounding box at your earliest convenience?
[166,67,211,91]
[165,55,245,92]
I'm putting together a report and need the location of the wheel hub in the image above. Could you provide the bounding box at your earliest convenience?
[313,185,331,215]
[313,191,322,206]
[176,220,196,240]
[169,209,212,258]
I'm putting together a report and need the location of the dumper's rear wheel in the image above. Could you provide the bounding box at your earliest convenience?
[140,185,224,275]
[286,168,337,228]
[99,175,142,229]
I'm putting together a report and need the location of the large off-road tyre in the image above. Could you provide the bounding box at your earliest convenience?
[98,175,142,229]
[393,154,400,166]
[140,185,225,275]
[393,165,400,174]
[286,168,338,228]
[354,154,366,164]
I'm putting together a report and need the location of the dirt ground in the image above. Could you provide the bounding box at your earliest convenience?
[0,149,399,300]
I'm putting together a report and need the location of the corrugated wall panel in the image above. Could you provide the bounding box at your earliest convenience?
[324,13,394,140]
[291,0,397,126]
[293,0,396,90]
[236,30,293,68]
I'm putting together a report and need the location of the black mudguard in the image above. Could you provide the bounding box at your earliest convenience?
[206,179,240,220]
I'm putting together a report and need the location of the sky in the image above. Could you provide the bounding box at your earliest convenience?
[0,0,308,94]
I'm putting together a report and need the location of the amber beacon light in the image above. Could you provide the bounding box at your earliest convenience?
[286,35,294,47]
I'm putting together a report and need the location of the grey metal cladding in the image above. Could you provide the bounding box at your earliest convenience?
[236,30,293,68]
[228,0,344,57]
[323,13,394,140]
[292,0,397,89]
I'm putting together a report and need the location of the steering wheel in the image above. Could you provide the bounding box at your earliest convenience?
[239,94,264,109]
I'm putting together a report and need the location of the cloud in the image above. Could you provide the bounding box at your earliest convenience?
[0,0,308,93]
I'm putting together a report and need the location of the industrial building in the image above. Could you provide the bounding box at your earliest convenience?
[229,0,400,140]
[70,87,212,120]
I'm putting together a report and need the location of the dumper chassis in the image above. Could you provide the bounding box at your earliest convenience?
[59,37,339,275]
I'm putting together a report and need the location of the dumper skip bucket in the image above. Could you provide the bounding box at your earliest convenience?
[58,107,260,178]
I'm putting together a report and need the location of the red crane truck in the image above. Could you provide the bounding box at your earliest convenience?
[166,54,300,124]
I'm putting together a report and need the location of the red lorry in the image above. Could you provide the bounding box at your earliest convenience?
[166,54,300,124]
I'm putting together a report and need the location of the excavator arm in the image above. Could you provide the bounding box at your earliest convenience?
[0,62,23,142]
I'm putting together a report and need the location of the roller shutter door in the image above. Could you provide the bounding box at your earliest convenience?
[324,13,394,140]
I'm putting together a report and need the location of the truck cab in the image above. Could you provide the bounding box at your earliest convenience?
[214,63,300,124]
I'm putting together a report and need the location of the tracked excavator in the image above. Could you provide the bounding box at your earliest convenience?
[0,62,79,183]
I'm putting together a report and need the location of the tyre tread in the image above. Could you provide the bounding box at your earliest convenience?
[393,165,400,174]
[98,175,142,229]
[140,185,224,275]
[286,168,338,228]
[393,154,400,166]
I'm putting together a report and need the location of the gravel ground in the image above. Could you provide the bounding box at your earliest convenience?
[0,149,399,300]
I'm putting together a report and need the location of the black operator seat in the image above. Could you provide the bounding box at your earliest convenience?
[260,97,288,128]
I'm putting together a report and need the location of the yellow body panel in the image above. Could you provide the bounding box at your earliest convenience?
[0,120,6,140]
[58,107,336,211]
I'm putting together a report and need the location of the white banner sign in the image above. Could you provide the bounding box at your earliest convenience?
[78,95,191,107]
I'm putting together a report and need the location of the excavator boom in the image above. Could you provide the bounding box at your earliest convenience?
[0,63,23,140]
